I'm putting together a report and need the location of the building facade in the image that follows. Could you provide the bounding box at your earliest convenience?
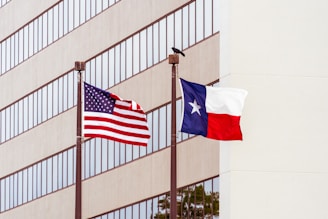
[0,0,220,218]
[1,0,328,219]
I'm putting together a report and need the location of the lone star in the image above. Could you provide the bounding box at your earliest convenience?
[189,99,201,116]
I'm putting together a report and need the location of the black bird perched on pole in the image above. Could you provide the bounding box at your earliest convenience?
[172,47,185,57]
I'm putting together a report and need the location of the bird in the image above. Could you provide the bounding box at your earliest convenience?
[171,47,185,57]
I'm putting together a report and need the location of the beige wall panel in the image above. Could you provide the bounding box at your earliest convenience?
[83,148,171,217]
[219,0,328,218]
[230,0,328,77]
[0,187,75,219]
[83,137,219,218]
[177,136,220,187]
[0,108,76,177]
[0,0,189,108]
[178,35,220,86]
[230,75,328,173]
[0,0,58,40]
[222,171,328,219]
[221,75,328,219]
[0,35,220,176]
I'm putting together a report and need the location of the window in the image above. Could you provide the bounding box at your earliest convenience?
[92,176,220,219]
[0,0,219,145]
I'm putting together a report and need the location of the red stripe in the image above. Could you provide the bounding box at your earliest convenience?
[207,113,242,140]
[84,125,151,139]
[110,93,121,100]
[84,116,148,130]
[84,133,148,146]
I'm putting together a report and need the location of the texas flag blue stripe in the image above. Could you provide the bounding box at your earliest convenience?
[179,79,208,137]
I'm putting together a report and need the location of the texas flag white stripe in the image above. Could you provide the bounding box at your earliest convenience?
[205,86,248,116]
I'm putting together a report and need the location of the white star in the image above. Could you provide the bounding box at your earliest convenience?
[188,99,201,116]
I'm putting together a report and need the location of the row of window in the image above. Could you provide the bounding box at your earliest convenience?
[83,99,195,179]
[0,98,197,213]
[0,0,219,144]
[0,71,77,142]
[0,0,121,76]
[0,147,76,212]
[92,176,219,219]
[0,0,10,8]
[85,0,219,89]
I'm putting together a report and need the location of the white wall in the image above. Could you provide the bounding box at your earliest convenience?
[220,0,328,218]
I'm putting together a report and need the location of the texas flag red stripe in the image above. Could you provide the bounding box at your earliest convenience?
[207,113,242,140]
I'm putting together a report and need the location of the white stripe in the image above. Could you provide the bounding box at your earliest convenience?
[84,119,150,135]
[115,100,145,118]
[114,106,145,119]
[84,129,149,144]
[131,100,137,110]
[205,87,248,116]
[84,111,147,127]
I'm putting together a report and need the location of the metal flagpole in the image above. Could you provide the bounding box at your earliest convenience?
[169,53,179,219]
[75,61,85,219]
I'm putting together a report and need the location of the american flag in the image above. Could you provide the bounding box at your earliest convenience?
[83,82,150,146]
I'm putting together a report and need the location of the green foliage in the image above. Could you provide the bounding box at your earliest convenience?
[154,185,219,218]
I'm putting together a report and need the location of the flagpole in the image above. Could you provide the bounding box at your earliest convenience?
[169,54,179,219]
[75,61,85,219]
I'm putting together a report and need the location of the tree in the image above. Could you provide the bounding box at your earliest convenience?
[154,185,219,218]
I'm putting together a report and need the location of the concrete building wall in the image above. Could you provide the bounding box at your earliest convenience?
[83,137,219,218]
[0,186,75,219]
[0,108,76,177]
[0,0,190,108]
[0,0,220,214]
[0,135,219,219]
[6,0,327,217]
[0,33,219,179]
[220,0,328,218]
[0,0,58,39]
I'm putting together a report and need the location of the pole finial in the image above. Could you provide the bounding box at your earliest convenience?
[75,61,85,71]
[168,54,179,65]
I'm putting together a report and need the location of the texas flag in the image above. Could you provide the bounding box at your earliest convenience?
[179,78,248,141]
